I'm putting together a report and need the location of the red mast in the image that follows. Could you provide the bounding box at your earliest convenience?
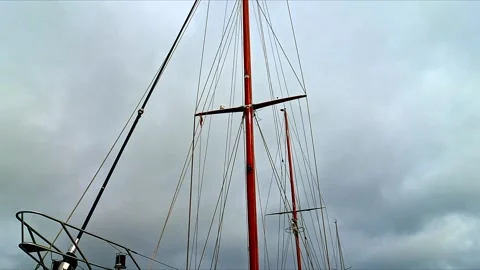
[242,1,260,270]
[195,2,307,268]
[282,108,302,270]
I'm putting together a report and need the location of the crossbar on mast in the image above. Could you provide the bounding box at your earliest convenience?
[194,95,306,117]
[265,206,324,217]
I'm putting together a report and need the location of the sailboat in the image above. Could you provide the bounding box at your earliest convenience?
[15,1,348,269]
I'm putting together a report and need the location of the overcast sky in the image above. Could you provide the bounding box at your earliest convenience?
[1,0,480,269]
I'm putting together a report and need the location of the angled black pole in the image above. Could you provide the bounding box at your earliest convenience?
[75,0,200,242]
[56,1,201,269]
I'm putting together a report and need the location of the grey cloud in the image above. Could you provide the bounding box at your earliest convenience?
[2,1,480,269]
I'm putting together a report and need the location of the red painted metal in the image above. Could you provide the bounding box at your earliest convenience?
[242,0,259,270]
[283,109,302,270]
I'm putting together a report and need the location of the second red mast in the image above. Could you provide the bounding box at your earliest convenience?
[282,108,302,270]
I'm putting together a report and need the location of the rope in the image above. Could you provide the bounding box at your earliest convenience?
[213,3,242,269]
[187,0,212,266]
[197,119,243,268]
[195,0,241,112]
[148,120,203,269]
[286,0,307,91]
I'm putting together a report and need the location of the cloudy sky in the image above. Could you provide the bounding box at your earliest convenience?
[1,0,480,269]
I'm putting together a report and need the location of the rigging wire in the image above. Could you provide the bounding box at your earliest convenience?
[255,3,294,268]
[158,1,338,269]
[206,10,240,270]
[257,1,324,268]
[149,120,204,269]
[213,5,242,270]
[287,0,333,261]
[155,70,224,269]
[262,1,339,268]
[255,117,292,218]
[195,1,340,269]
[37,85,147,267]
[254,3,291,268]
[254,0,306,94]
[256,169,272,270]
[286,0,307,90]
[285,1,338,268]
[253,1,326,268]
[262,109,323,269]
[150,100,218,269]
[211,3,233,267]
[288,113,329,269]
[191,88,219,269]
[261,1,345,269]
[195,0,241,112]
[187,2,242,268]
[191,0,215,267]
[187,0,212,267]
[74,0,201,247]
[290,1,345,269]
[286,105,329,268]
[210,127,241,269]
[255,114,306,269]
[131,249,180,270]
[186,6,245,262]
[197,119,244,269]
[39,1,201,268]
